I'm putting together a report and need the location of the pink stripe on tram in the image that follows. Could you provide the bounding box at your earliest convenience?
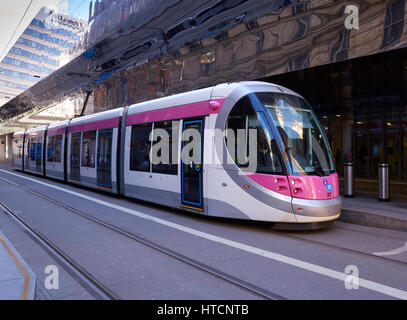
[287,173,340,200]
[126,99,225,126]
[246,173,292,197]
[27,131,45,137]
[47,127,66,136]
[69,117,120,133]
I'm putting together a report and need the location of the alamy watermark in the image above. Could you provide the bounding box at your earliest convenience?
[344,4,359,30]
[149,125,259,173]
[344,265,359,290]
[44,265,59,290]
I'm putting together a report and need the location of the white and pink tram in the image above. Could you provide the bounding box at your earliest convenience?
[12,82,341,229]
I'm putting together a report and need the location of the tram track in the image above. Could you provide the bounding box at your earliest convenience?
[0,201,119,300]
[0,175,285,300]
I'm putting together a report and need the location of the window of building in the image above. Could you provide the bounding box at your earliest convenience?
[130,123,152,172]
[152,121,179,175]
[81,131,96,168]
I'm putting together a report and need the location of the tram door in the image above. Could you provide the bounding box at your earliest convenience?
[181,118,204,210]
[97,129,112,189]
[70,133,81,181]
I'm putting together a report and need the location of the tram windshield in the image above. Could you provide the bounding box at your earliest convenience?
[257,92,335,176]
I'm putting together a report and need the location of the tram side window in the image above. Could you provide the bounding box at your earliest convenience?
[12,138,22,159]
[130,123,152,172]
[35,137,42,165]
[152,121,179,175]
[47,136,55,162]
[54,135,63,163]
[47,135,63,163]
[225,96,284,174]
[29,138,36,161]
[81,131,96,168]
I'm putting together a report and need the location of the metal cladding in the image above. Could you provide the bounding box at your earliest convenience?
[1,0,407,123]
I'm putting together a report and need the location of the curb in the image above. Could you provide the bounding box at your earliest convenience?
[0,231,36,300]
[339,209,407,232]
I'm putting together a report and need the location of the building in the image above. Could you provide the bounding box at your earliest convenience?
[0,6,85,160]
[0,7,85,107]
[1,0,407,183]
[264,49,407,181]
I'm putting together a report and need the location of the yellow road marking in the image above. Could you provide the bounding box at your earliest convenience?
[0,235,31,300]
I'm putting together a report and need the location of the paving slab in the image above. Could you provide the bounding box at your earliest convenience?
[340,195,407,232]
[0,230,36,300]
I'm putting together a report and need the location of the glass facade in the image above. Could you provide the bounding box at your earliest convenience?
[9,48,59,66]
[265,48,407,181]
[0,0,405,185]
[0,7,84,104]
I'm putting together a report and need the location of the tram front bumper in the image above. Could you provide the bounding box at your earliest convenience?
[291,196,342,220]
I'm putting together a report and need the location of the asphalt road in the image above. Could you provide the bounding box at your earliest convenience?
[0,163,406,300]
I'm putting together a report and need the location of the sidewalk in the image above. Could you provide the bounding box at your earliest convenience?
[339,194,407,232]
[337,177,407,232]
[0,230,36,300]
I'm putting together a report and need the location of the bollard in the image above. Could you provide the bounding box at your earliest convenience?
[378,163,390,202]
[344,161,355,198]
